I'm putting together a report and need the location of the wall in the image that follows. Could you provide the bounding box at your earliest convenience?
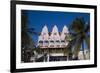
[0,0,99,73]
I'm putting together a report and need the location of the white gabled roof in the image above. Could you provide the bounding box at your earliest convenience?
[40,25,49,40]
[50,25,60,40]
[61,25,69,40]
[41,25,48,35]
[62,25,69,34]
[38,25,69,48]
[38,25,69,41]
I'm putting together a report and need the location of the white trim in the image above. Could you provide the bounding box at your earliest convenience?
[16,4,94,69]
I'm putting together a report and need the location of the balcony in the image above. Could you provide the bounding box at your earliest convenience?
[49,40,54,47]
[38,41,43,47]
[55,40,60,48]
[44,40,49,47]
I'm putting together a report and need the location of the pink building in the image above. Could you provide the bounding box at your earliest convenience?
[38,25,69,48]
[35,25,89,62]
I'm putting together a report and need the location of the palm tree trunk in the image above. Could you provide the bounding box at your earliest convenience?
[82,41,86,60]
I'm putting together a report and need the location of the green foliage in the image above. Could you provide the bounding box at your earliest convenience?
[21,11,37,62]
[65,17,90,60]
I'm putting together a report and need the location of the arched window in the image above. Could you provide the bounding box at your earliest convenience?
[61,40,65,43]
[64,33,67,35]
[54,33,57,35]
[39,41,43,43]
[44,40,49,43]
[50,40,54,43]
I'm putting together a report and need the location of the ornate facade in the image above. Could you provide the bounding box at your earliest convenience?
[34,25,89,62]
[38,25,69,48]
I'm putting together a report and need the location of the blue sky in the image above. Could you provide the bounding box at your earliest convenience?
[22,10,90,47]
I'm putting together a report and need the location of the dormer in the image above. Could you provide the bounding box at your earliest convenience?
[50,25,60,40]
[60,25,69,40]
[39,25,49,41]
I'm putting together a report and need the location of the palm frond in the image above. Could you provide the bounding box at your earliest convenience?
[71,17,85,33]
[84,35,90,49]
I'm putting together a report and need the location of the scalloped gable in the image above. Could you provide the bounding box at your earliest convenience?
[61,25,69,40]
[50,25,60,40]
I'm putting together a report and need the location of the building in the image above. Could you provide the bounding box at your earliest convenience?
[30,25,89,62]
[38,25,69,48]
[37,25,70,61]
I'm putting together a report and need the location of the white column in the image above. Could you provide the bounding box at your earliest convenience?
[47,54,50,62]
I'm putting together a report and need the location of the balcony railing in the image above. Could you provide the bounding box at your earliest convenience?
[38,40,68,48]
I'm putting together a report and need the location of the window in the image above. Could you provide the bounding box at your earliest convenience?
[44,41,49,43]
[39,41,43,43]
[56,40,60,42]
[50,40,54,43]
[64,33,67,35]
[54,33,57,35]
[61,40,65,43]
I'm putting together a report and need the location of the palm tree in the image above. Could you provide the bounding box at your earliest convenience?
[65,17,90,60]
[65,33,77,60]
[21,10,37,62]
